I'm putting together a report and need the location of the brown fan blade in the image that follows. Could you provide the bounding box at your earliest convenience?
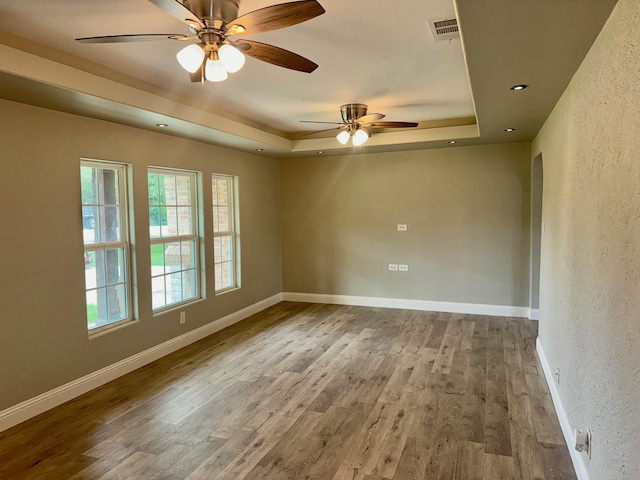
[366,122,419,128]
[302,127,344,136]
[357,113,385,124]
[226,0,325,36]
[76,33,191,43]
[300,120,345,125]
[236,40,318,73]
[147,0,205,29]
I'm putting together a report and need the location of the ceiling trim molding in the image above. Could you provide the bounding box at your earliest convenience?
[0,44,292,151]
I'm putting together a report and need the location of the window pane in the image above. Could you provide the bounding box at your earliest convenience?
[164,174,177,206]
[221,262,232,289]
[106,284,127,322]
[93,249,106,288]
[81,166,96,205]
[163,241,181,269]
[214,237,222,263]
[213,207,220,232]
[215,263,223,289]
[152,276,166,309]
[85,251,97,287]
[149,207,161,233]
[178,207,192,235]
[165,206,178,237]
[99,168,120,206]
[216,179,228,205]
[105,248,125,285]
[211,180,218,205]
[217,206,230,232]
[101,206,121,242]
[150,243,166,272]
[182,269,197,299]
[87,288,104,329]
[217,235,232,262]
[166,272,183,305]
[83,205,99,244]
[177,176,191,206]
[148,173,159,205]
[181,241,196,269]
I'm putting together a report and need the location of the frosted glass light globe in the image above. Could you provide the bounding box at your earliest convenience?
[352,128,369,146]
[176,44,205,73]
[336,130,350,145]
[205,58,228,82]
[219,44,246,73]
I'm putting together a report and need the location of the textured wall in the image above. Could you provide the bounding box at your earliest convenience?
[0,100,282,410]
[280,143,531,307]
[532,0,640,478]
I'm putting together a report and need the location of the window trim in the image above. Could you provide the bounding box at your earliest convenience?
[81,159,134,335]
[212,173,239,293]
[148,167,201,313]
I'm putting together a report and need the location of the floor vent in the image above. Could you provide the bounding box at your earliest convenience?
[429,17,460,41]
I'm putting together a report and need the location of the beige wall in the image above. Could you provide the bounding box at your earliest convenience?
[0,99,282,410]
[280,143,531,306]
[532,0,640,478]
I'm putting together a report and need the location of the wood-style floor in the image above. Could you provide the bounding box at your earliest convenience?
[0,302,576,480]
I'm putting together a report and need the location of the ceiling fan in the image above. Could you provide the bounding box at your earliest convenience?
[76,0,325,84]
[301,103,419,146]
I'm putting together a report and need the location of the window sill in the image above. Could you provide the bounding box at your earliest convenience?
[152,297,204,317]
[215,286,241,296]
[89,318,138,340]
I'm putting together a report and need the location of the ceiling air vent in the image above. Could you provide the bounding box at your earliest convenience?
[429,17,460,42]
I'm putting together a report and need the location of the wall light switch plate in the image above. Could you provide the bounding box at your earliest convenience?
[389,264,399,271]
[179,312,186,324]
[397,224,408,231]
[399,264,409,272]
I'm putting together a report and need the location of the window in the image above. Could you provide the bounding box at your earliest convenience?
[81,160,132,331]
[148,168,200,311]
[212,174,239,292]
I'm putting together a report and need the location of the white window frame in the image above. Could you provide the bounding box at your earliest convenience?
[148,167,201,312]
[81,159,133,334]
[212,174,239,293]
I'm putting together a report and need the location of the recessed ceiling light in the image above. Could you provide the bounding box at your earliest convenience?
[317,151,324,154]
[510,84,528,91]
[504,128,516,132]
[448,140,457,144]
[255,148,264,152]
[156,123,168,128]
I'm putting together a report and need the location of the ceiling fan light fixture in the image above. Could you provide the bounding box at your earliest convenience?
[336,130,350,145]
[205,57,228,82]
[219,44,245,73]
[176,44,205,73]
[352,128,369,147]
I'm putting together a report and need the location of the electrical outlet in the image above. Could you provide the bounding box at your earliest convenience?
[179,311,186,324]
[397,224,408,231]
[389,264,399,271]
[399,264,409,272]
[555,367,560,384]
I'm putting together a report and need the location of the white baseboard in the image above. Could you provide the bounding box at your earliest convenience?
[536,338,590,480]
[0,293,283,433]
[529,308,540,320]
[282,292,529,318]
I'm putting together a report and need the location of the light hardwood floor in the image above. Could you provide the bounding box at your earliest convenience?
[0,302,576,479]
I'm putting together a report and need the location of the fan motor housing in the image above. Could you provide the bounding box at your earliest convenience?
[183,0,240,23]
[341,103,368,123]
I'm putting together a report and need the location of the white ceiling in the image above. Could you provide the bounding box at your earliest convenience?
[0,0,618,157]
